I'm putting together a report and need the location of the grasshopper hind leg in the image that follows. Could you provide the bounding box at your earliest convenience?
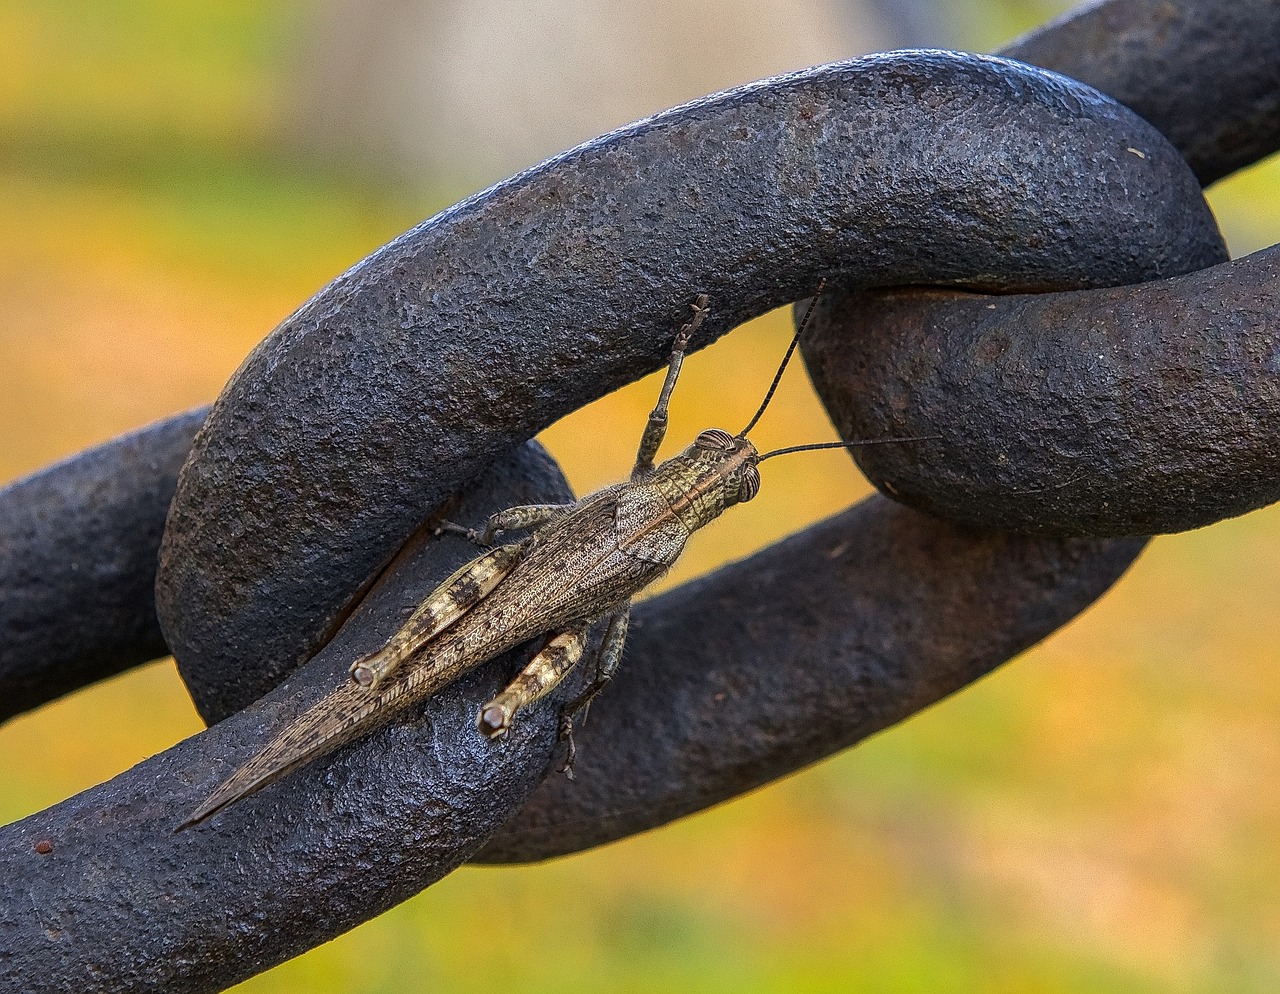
[350,538,531,688]
[477,625,590,739]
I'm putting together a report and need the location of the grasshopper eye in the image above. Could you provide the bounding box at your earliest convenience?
[738,464,761,502]
[695,428,736,450]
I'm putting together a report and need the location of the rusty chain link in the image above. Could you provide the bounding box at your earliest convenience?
[2,0,1279,990]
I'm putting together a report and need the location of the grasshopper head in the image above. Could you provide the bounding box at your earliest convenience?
[690,428,761,504]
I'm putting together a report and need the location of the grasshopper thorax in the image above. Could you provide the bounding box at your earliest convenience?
[644,428,761,528]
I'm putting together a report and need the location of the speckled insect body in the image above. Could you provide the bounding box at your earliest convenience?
[183,293,778,827]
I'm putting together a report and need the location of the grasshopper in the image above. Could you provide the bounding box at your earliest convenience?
[182,285,925,828]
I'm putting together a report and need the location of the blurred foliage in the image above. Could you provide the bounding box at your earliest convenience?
[1,1,1278,992]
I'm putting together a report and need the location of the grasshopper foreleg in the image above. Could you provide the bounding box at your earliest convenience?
[349,538,532,688]
[632,294,709,480]
[435,503,575,546]
[558,604,630,777]
[477,625,590,739]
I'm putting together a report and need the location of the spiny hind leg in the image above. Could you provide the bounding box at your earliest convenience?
[349,537,531,688]
[632,294,710,480]
[435,503,575,546]
[477,625,590,740]
[558,604,630,777]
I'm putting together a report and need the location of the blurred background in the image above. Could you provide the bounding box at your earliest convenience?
[2,1,1280,991]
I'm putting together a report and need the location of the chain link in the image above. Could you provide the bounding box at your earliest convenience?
[1,0,1278,990]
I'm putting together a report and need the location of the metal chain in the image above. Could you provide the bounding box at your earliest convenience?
[1,0,1278,990]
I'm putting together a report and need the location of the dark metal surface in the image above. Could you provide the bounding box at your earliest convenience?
[803,246,1280,536]
[157,50,1220,723]
[0,0,1276,989]
[0,409,205,722]
[9,0,1277,724]
[791,0,1280,535]
[0,490,1143,994]
[1003,0,1280,186]
[477,499,1146,861]
[0,442,582,994]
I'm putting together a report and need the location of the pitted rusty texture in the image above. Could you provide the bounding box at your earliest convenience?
[476,500,1146,862]
[2,442,585,994]
[0,409,206,721]
[798,0,1280,530]
[0,0,1278,989]
[1002,0,1280,186]
[803,247,1278,536]
[157,50,1222,723]
[5,0,1275,723]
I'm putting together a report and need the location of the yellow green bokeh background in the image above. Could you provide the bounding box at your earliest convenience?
[3,2,1280,991]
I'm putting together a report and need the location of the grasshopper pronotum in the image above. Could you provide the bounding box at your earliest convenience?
[183,284,928,828]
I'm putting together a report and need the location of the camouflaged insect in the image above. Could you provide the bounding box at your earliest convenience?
[184,285,910,828]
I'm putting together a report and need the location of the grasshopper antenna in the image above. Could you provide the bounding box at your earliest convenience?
[758,435,941,462]
[737,278,827,438]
